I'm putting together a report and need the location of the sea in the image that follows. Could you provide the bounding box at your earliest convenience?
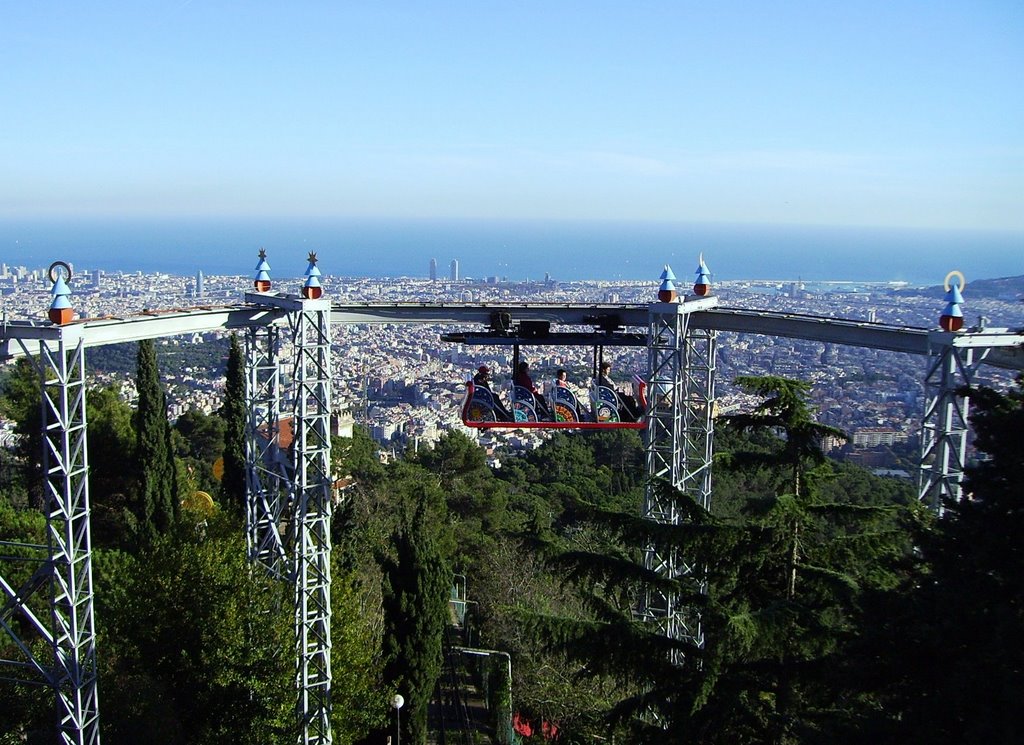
[0,217,1020,286]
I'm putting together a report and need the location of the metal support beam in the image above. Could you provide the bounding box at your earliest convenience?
[243,292,335,744]
[639,302,718,663]
[245,324,289,579]
[918,332,991,509]
[286,301,334,745]
[681,328,717,513]
[1,332,103,744]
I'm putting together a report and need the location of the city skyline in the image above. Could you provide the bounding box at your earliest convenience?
[2,2,1022,233]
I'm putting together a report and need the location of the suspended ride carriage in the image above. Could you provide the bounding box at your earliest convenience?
[451,313,648,430]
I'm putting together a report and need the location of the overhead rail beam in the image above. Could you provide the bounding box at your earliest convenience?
[1,306,288,360]
[4,302,1020,369]
[439,332,648,347]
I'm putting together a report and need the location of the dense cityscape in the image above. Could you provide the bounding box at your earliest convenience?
[3,260,1020,475]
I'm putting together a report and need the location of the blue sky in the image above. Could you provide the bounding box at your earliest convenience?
[2,1,1022,230]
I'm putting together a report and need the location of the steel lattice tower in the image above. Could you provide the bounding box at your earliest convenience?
[917,327,1019,510]
[288,301,333,745]
[41,333,101,745]
[639,298,718,658]
[0,331,101,744]
[243,292,334,745]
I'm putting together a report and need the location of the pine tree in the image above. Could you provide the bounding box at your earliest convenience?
[133,339,178,546]
[219,333,247,514]
[532,375,909,743]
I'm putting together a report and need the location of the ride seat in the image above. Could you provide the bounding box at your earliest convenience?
[590,382,623,423]
[511,385,541,422]
[549,384,581,422]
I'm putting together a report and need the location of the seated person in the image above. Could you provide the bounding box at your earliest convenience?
[548,368,583,421]
[597,361,642,421]
[472,365,512,421]
[514,361,552,419]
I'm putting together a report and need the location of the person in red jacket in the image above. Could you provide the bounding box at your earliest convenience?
[514,361,551,418]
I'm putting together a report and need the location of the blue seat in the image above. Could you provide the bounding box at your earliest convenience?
[549,385,582,422]
[590,384,623,423]
[511,385,540,422]
[462,381,510,422]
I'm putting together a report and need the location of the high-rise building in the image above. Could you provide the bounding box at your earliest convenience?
[429,258,437,282]
[450,259,459,281]
[196,270,205,298]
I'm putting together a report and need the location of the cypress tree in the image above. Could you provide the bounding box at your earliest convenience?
[380,483,451,745]
[133,339,178,546]
[219,333,247,515]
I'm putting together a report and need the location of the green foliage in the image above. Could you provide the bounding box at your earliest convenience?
[0,359,44,504]
[414,430,507,572]
[850,379,1024,744]
[86,385,139,547]
[218,333,247,514]
[0,498,52,741]
[330,567,389,743]
[174,407,227,496]
[132,339,178,547]
[523,376,914,744]
[333,424,386,483]
[380,481,452,745]
[94,516,294,744]
[87,337,230,379]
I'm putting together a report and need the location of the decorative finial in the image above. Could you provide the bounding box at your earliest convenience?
[302,251,324,299]
[939,270,966,332]
[48,261,74,325]
[658,264,678,302]
[253,248,272,292]
[693,254,712,297]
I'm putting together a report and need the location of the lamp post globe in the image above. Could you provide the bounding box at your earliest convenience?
[392,694,404,745]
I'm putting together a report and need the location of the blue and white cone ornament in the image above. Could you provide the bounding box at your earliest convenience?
[301,252,323,299]
[253,248,272,292]
[658,265,678,302]
[693,254,712,297]
[939,271,965,332]
[48,261,74,325]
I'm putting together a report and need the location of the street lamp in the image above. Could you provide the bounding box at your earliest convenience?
[392,693,404,745]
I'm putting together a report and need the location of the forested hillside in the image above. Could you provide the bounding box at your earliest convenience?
[1,348,1020,744]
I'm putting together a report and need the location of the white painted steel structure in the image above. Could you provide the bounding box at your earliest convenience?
[1,329,100,745]
[242,291,334,745]
[916,327,1022,509]
[638,299,718,660]
[1,296,1021,744]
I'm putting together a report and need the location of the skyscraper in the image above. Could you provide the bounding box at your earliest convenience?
[195,270,205,298]
[450,259,459,282]
[429,258,437,282]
